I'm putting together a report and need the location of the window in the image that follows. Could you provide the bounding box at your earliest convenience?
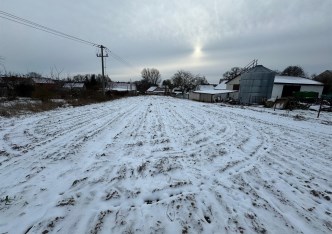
[233,84,240,90]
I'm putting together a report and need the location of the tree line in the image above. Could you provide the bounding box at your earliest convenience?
[0,71,112,100]
[135,68,208,94]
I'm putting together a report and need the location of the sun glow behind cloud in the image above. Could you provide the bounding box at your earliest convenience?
[192,45,203,59]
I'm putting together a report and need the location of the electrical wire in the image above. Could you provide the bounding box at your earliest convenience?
[105,48,136,69]
[0,10,137,72]
[0,11,99,47]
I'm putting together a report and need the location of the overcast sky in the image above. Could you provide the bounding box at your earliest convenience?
[1,0,331,83]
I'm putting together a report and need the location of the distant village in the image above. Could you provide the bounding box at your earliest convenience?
[0,62,331,111]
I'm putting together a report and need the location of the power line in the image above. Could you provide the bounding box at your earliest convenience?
[0,10,137,72]
[0,11,99,47]
[105,48,137,70]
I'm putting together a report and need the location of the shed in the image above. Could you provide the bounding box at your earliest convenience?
[146,86,158,94]
[153,87,168,95]
[108,82,137,94]
[32,77,58,90]
[271,76,324,98]
[189,90,238,103]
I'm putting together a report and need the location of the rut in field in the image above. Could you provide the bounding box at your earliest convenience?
[0,96,331,234]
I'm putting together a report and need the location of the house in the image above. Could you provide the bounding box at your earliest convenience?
[171,87,189,98]
[146,86,157,94]
[189,81,238,103]
[153,87,167,95]
[146,86,168,95]
[63,82,86,91]
[31,77,58,90]
[107,82,137,95]
[271,76,324,99]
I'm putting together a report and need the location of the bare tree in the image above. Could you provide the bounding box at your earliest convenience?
[50,65,64,80]
[222,67,243,80]
[281,66,306,77]
[141,68,161,85]
[162,79,174,89]
[26,72,42,78]
[193,74,208,87]
[171,70,194,94]
[0,56,7,75]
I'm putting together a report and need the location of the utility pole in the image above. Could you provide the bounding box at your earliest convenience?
[97,45,108,94]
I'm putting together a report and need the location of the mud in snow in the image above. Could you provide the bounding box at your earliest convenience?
[0,96,331,233]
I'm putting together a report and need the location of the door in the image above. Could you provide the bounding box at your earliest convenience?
[281,85,301,97]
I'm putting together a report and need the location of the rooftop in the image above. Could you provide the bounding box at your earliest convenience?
[194,90,237,95]
[215,80,227,90]
[274,76,323,85]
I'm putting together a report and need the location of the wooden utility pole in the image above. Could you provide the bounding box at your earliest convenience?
[317,97,323,118]
[97,45,108,94]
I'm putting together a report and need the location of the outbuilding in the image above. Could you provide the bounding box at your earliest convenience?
[107,82,137,95]
[224,65,325,103]
[63,82,86,91]
[271,76,324,98]
[189,90,238,103]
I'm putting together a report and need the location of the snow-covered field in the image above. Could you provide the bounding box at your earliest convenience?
[0,96,331,234]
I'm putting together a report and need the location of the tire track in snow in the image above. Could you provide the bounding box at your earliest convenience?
[0,96,331,234]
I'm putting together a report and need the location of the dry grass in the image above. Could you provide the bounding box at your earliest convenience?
[0,94,123,117]
[0,100,65,117]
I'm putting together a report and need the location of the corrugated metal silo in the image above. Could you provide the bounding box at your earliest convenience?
[239,65,275,104]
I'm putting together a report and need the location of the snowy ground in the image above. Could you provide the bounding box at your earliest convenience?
[0,96,331,234]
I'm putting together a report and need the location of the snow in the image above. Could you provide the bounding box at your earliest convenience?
[110,88,130,92]
[147,86,157,92]
[196,85,215,91]
[108,82,136,92]
[274,76,324,85]
[0,96,331,234]
[31,78,56,84]
[194,90,236,94]
[215,81,227,90]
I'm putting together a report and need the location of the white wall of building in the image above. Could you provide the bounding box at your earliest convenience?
[271,84,284,99]
[189,92,200,101]
[271,84,324,99]
[226,76,241,90]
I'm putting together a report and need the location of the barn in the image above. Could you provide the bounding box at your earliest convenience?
[225,65,324,103]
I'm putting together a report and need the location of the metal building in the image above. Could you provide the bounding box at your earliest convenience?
[239,65,275,104]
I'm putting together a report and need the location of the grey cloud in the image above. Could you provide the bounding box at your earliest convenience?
[0,0,331,83]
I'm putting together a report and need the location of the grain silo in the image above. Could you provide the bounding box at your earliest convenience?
[239,65,275,104]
